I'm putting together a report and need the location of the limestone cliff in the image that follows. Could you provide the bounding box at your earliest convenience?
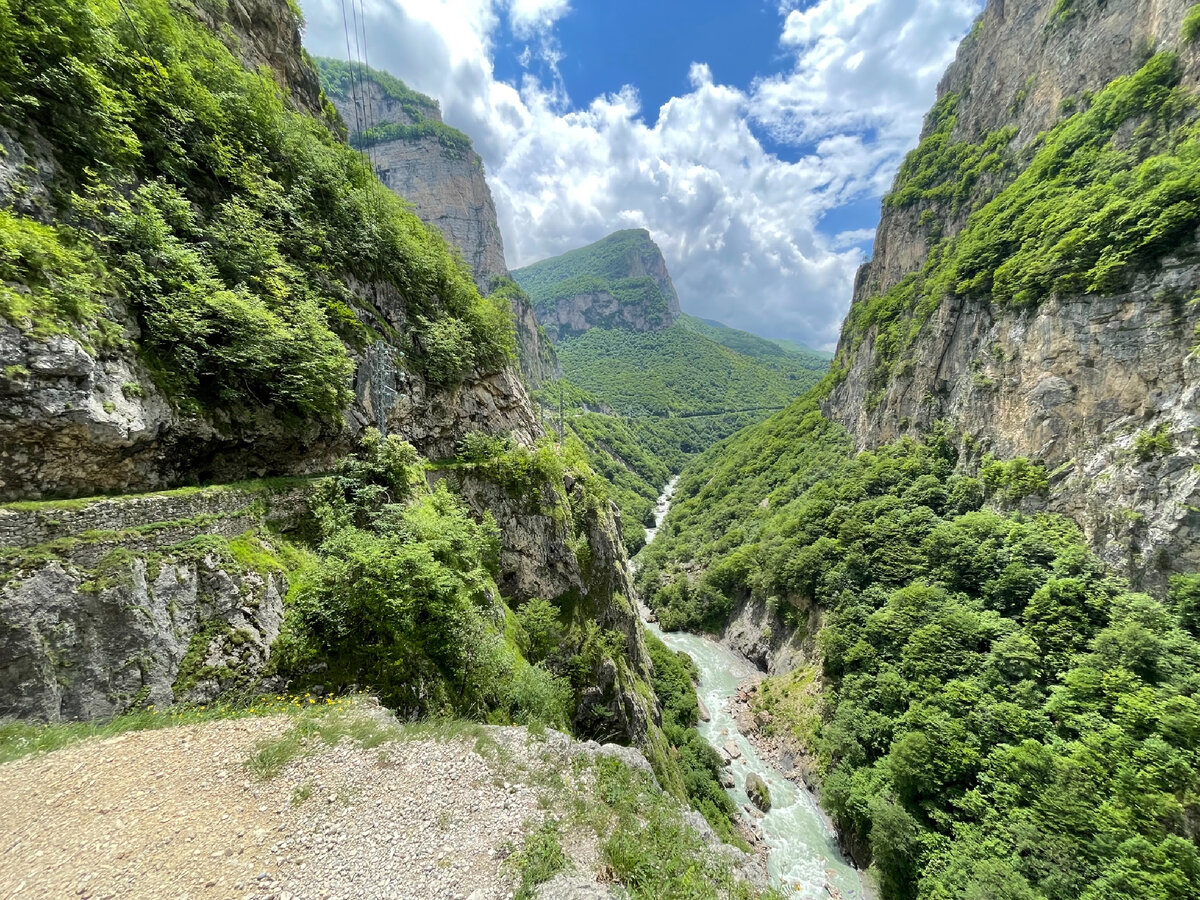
[439,468,655,744]
[0,483,303,720]
[0,0,650,746]
[512,229,682,342]
[825,0,1200,590]
[317,60,560,387]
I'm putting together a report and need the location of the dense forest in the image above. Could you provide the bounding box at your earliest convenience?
[639,392,1200,898]
[537,319,828,552]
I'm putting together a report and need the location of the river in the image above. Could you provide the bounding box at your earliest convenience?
[637,480,865,899]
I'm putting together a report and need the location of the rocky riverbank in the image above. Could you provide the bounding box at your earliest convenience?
[728,679,820,798]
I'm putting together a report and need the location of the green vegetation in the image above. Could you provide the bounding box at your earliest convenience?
[565,411,760,552]
[512,229,676,321]
[0,692,353,765]
[0,209,107,339]
[352,120,473,156]
[0,0,512,423]
[315,56,440,119]
[646,633,745,846]
[509,820,567,900]
[537,317,828,553]
[582,757,779,899]
[979,454,1050,503]
[1184,4,1200,43]
[752,666,821,752]
[884,93,1016,214]
[846,51,1200,388]
[641,397,1200,898]
[678,314,832,373]
[556,324,823,418]
[274,430,570,725]
[1135,423,1175,461]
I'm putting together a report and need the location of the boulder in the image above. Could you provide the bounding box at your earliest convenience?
[746,773,771,813]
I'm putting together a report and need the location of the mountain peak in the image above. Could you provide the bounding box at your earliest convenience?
[511,230,682,341]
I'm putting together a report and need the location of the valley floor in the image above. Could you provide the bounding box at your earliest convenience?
[0,702,613,900]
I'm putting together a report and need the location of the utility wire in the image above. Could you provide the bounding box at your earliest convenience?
[350,0,376,179]
[338,0,372,187]
[355,0,381,179]
[115,0,151,56]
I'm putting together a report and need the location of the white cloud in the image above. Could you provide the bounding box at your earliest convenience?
[299,0,982,349]
[507,0,570,36]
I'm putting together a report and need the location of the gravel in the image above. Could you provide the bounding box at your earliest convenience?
[0,711,574,900]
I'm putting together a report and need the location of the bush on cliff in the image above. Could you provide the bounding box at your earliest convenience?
[0,0,512,422]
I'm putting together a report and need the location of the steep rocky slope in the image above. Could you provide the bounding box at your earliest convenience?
[825,0,1200,589]
[0,0,651,753]
[513,229,683,341]
[316,59,559,387]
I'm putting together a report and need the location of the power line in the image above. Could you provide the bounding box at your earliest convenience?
[355,0,381,178]
[115,0,151,56]
[338,0,372,187]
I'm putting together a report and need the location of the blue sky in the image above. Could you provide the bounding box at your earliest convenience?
[495,2,787,137]
[300,0,983,348]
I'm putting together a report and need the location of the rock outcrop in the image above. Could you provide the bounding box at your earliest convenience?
[512,229,682,342]
[0,483,305,721]
[319,62,560,387]
[0,317,540,500]
[825,0,1200,590]
[435,468,656,746]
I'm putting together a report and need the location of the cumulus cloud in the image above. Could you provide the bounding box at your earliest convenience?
[299,0,982,348]
[507,0,570,36]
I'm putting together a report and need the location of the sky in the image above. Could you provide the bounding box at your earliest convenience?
[299,0,984,349]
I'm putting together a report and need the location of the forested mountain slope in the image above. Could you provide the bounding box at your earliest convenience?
[519,232,829,551]
[513,228,682,340]
[826,0,1200,590]
[0,0,661,774]
[641,1,1200,897]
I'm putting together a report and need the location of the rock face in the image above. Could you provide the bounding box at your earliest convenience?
[0,317,540,500]
[329,78,507,292]
[320,64,559,388]
[825,0,1200,590]
[745,773,771,813]
[197,0,325,120]
[0,484,303,721]
[439,469,656,745]
[512,229,683,342]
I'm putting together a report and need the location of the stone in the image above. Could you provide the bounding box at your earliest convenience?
[535,874,617,899]
[723,740,742,760]
[745,773,771,813]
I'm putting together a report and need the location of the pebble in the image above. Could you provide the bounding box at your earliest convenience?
[0,711,563,900]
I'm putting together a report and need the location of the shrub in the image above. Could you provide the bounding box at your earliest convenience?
[1134,423,1174,461]
[1,0,514,421]
[1183,4,1200,42]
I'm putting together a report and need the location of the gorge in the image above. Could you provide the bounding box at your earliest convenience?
[2,0,1200,899]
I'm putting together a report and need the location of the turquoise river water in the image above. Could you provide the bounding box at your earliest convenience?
[638,480,865,899]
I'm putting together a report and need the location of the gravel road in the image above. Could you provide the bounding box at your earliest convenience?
[0,711,556,900]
